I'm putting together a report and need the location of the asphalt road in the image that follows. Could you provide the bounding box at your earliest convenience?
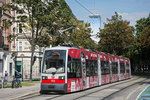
[15,76,150,100]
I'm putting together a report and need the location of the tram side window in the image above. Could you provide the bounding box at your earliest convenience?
[67,55,82,78]
[86,60,90,76]
[120,63,125,73]
[94,60,98,75]
[101,61,109,75]
[126,64,130,73]
[112,62,118,74]
[86,60,98,76]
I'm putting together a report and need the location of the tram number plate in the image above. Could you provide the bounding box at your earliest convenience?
[48,85,55,88]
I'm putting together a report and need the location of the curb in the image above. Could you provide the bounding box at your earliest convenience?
[11,90,40,100]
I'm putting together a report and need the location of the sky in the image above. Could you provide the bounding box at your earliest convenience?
[65,0,150,42]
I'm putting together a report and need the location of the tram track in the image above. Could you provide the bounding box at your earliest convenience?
[101,79,148,100]
[16,76,145,100]
[72,77,146,100]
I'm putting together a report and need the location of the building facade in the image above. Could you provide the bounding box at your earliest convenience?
[0,0,14,78]
[11,34,43,79]
[11,3,43,79]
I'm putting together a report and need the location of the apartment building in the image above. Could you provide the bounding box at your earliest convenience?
[11,2,43,79]
[0,0,14,77]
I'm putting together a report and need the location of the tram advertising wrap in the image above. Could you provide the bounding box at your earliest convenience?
[40,46,131,94]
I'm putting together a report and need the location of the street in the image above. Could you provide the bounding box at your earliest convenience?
[9,76,149,100]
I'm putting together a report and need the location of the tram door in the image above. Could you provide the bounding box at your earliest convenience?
[109,57,112,82]
[81,52,86,87]
[98,54,101,85]
[117,59,121,80]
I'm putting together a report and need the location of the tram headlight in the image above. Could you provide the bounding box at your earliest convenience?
[42,76,48,80]
[58,76,65,80]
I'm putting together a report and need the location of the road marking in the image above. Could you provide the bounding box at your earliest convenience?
[125,84,148,100]
[125,86,141,100]
[136,85,150,100]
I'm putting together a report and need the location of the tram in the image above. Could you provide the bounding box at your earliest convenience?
[40,46,131,93]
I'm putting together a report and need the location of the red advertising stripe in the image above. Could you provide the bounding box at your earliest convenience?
[68,49,81,58]
[42,79,65,83]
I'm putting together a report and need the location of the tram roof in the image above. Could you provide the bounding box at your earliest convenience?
[44,46,80,51]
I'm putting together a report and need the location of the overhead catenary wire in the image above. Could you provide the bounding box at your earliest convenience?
[74,0,101,26]
[75,0,94,15]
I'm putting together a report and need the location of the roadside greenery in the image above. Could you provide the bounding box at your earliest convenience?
[98,12,150,73]
[133,14,150,70]
[0,80,40,88]
[98,12,135,56]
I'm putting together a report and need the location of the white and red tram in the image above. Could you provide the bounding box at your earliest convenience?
[40,46,131,93]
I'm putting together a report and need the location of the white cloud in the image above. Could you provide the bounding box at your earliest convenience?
[119,12,149,26]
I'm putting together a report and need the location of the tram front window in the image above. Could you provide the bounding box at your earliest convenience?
[42,50,66,74]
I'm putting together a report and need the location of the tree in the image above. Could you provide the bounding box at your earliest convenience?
[133,14,150,70]
[69,21,97,50]
[98,12,135,56]
[136,14,150,37]
[1,0,74,81]
[135,16,150,67]
[52,19,98,50]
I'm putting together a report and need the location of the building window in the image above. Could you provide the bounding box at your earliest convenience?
[17,24,22,33]
[3,0,5,4]
[0,60,3,73]
[18,41,22,51]
[9,63,12,76]
[19,24,22,33]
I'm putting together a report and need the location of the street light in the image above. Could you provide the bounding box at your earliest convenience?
[20,54,24,81]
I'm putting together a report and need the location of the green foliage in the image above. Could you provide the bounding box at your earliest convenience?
[1,0,74,81]
[140,26,150,49]
[133,14,150,65]
[7,34,18,43]
[68,21,97,50]
[98,12,135,56]
[2,0,74,47]
[135,14,150,38]
[52,20,98,50]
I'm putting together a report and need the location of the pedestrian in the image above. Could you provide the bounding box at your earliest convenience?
[4,71,8,87]
[15,71,22,87]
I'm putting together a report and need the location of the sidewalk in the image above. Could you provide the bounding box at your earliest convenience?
[0,82,40,100]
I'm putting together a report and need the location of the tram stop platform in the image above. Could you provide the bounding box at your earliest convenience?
[138,85,150,100]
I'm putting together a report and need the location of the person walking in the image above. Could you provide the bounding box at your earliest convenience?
[15,71,22,87]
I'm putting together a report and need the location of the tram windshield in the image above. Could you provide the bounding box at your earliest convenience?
[42,50,66,74]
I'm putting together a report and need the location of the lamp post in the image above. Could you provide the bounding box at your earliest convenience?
[20,54,24,81]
